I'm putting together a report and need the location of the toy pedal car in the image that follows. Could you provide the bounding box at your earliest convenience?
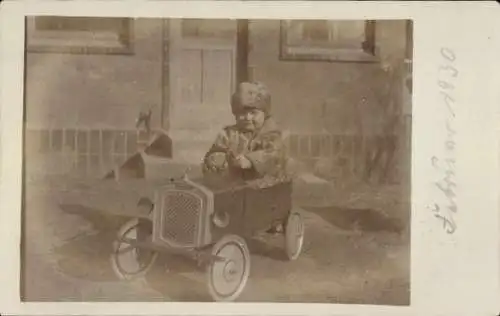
[109,173,305,302]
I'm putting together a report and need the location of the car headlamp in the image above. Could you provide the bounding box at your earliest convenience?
[212,211,230,228]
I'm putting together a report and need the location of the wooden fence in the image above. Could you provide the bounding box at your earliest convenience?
[24,127,410,184]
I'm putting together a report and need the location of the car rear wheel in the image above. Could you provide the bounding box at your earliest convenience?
[284,210,305,261]
[111,218,158,280]
[207,234,250,302]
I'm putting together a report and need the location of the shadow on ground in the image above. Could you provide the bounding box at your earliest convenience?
[53,203,288,301]
[52,200,407,302]
[54,203,211,301]
[303,205,404,234]
[53,203,131,282]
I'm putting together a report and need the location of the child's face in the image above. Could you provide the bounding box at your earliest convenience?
[235,108,266,131]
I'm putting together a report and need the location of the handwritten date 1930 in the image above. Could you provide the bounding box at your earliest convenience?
[430,47,458,234]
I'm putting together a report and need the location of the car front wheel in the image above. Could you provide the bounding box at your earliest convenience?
[207,234,250,302]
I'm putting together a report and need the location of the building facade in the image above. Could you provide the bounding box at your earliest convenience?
[24,17,412,184]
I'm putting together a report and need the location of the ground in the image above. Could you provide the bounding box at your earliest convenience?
[22,174,410,305]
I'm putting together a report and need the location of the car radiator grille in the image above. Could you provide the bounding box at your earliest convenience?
[162,191,202,246]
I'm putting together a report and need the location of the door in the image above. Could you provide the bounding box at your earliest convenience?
[168,19,237,160]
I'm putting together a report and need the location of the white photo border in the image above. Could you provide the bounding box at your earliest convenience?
[1,1,499,316]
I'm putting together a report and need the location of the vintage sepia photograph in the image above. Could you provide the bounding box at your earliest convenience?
[21,16,413,304]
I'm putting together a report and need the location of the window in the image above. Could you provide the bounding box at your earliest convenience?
[280,20,377,62]
[26,16,134,55]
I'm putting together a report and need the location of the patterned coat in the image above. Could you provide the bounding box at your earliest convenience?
[202,118,289,182]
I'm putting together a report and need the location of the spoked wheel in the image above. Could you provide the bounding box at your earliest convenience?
[111,218,158,280]
[207,234,250,302]
[284,210,305,261]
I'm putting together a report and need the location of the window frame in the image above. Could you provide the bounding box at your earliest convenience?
[26,16,135,55]
[279,20,378,63]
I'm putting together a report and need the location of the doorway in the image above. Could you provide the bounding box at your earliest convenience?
[168,19,237,163]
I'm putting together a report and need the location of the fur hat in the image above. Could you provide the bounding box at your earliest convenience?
[231,81,271,116]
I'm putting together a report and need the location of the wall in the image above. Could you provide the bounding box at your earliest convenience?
[24,18,411,183]
[249,20,407,135]
[248,20,409,183]
[26,18,164,129]
[25,18,164,177]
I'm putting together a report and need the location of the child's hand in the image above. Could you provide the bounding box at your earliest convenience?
[234,155,252,169]
[206,152,227,170]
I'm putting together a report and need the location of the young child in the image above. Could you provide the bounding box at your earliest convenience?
[202,81,288,182]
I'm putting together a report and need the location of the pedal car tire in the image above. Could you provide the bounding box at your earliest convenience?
[111,218,158,280]
[207,234,250,302]
[284,210,305,261]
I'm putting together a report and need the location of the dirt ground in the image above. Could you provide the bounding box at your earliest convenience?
[21,175,410,305]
